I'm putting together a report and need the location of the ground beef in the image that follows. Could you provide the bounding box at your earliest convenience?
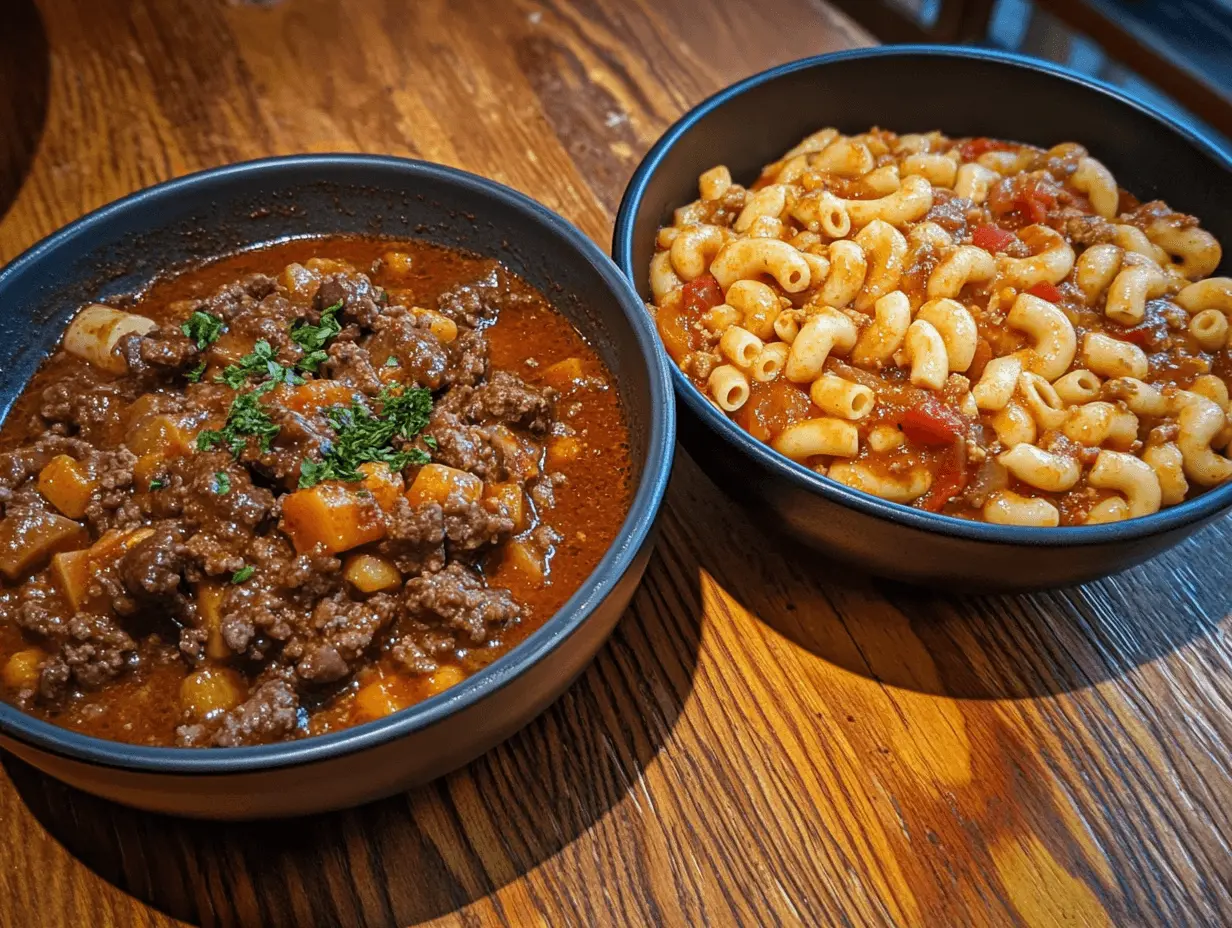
[120,324,199,377]
[1063,214,1116,247]
[59,614,137,691]
[39,380,130,442]
[178,678,299,747]
[197,274,278,323]
[435,265,505,327]
[443,328,488,387]
[401,562,520,645]
[118,520,187,607]
[323,340,384,396]
[443,497,512,551]
[379,499,446,574]
[316,272,383,330]
[462,371,555,434]
[365,310,448,389]
[82,448,139,532]
[293,592,398,684]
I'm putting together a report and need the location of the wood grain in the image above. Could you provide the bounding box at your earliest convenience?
[1,1,1230,926]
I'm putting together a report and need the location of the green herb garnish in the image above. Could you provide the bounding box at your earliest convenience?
[181,310,224,350]
[186,360,207,383]
[218,340,302,390]
[211,472,232,495]
[297,386,433,488]
[383,356,400,368]
[196,390,281,456]
[148,479,166,491]
[231,565,255,584]
[291,302,343,372]
[422,434,438,450]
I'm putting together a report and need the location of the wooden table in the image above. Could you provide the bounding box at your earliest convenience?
[1,1,1230,926]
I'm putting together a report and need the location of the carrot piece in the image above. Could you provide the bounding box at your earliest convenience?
[280,483,386,554]
[279,380,357,415]
[483,482,527,531]
[37,455,98,519]
[539,357,585,391]
[126,415,192,457]
[405,463,482,507]
[357,462,405,512]
[545,435,582,470]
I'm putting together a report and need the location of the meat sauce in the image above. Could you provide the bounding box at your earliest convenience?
[0,237,632,746]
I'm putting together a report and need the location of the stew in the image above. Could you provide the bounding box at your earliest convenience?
[0,237,631,746]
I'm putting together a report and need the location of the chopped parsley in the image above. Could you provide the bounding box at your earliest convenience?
[211,471,232,495]
[196,390,281,456]
[148,479,166,491]
[383,356,400,368]
[298,385,433,488]
[181,310,225,350]
[186,360,207,383]
[231,565,255,584]
[422,434,438,450]
[291,301,343,372]
[218,340,302,390]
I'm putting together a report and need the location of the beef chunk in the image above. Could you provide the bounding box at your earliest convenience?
[365,311,448,389]
[379,499,447,574]
[119,521,187,606]
[40,381,129,442]
[402,562,519,645]
[179,678,300,747]
[435,265,509,327]
[462,371,555,434]
[294,592,398,684]
[316,272,383,330]
[121,325,199,376]
[443,328,488,388]
[443,498,511,551]
[323,340,384,396]
[59,614,137,690]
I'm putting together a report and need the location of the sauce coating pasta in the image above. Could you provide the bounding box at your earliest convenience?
[648,128,1231,525]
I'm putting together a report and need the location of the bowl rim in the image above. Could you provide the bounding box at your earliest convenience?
[613,43,1232,548]
[0,153,677,773]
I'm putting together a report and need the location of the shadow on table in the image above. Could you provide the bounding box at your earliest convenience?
[671,451,1231,701]
[4,474,706,928]
[0,0,49,224]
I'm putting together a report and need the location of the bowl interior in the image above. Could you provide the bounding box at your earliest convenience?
[621,47,1232,293]
[614,46,1232,545]
[0,155,672,770]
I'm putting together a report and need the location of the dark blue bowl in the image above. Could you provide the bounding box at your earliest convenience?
[614,45,1232,590]
[0,155,675,818]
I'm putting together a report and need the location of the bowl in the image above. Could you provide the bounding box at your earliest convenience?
[0,155,675,818]
[613,45,1232,591]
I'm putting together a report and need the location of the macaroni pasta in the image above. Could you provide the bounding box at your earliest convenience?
[648,127,1231,524]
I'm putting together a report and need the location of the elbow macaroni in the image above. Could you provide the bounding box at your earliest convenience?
[648,126,1232,523]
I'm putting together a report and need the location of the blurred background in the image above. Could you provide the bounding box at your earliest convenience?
[832,0,1232,150]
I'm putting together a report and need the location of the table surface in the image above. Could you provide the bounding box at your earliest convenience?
[1,1,1231,926]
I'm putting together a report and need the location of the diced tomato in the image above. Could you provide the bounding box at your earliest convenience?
[917,447,969,513]
[972,225,1016,254]
[1026,281,1063,303]
[1015,176,1057,224]
[958,138,1016,161]
[682,274,723,317]
[899,398,966,447]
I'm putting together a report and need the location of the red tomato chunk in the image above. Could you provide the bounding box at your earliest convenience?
[682,274,723,316]
[972,225,1016,254]
[1027,281,1063,302]
[899,399,966,447]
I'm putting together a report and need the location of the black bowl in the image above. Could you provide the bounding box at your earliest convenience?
[614,45,1232,591]
[0,155,675,818]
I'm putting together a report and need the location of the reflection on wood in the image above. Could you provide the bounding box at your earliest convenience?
[1,1,1230,926]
